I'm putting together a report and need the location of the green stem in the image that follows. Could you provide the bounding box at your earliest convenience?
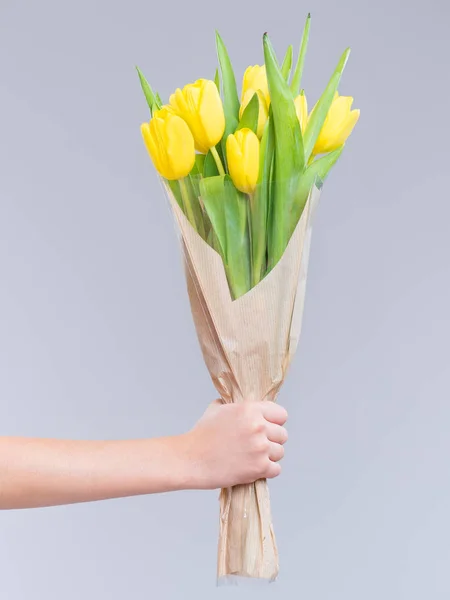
[251,201,264,288]
[246,194,253,288]
[179,178,197,231]
[210,146,226,176]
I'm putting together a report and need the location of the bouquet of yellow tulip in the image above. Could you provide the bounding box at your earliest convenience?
[137,14,358,584]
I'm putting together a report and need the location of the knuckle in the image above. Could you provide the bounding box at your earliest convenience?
[254,437,269,455]
[252,420,265,434]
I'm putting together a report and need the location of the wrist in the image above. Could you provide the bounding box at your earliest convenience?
[172,431,208,491]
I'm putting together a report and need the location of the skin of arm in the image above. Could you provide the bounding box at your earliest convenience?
[0,400,288,510]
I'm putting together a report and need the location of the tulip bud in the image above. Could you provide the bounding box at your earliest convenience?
[141,107,195,180]
[294,93,308,134]
[226,128,260,195]
[240,89,269,139]
[241,65,270,108]
[169,79,225,154]
[312,92,360,154]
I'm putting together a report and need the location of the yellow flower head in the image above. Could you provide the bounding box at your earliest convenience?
[239,89,269,139]
[141,107,195,181]
[313,92,360,154]
[169,79,225,154]
[294,93,308,134]
[241,64,270,108]
[226,128,260,195]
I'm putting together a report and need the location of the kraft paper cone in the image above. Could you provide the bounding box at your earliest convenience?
[167,183,320,583]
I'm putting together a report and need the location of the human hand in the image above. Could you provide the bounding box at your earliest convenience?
[181,400,288,490]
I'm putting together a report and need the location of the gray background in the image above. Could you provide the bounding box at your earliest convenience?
[0,0,449,598]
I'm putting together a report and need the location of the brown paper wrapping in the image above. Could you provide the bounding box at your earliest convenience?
[168,184,320,583]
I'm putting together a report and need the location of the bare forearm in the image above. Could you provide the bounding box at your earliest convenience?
[0,401,288,510]
[0,436,191,509]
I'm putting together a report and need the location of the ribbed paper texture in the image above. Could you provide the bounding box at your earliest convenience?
[168,184,320,582]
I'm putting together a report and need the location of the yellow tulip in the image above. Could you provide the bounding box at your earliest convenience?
[241,65,270,108]
[239,89,269,139]
[141,107,195,180]
[312,92,360,154]
[294,93,308,134]
[169,79,225,154]
[226,128,260,195]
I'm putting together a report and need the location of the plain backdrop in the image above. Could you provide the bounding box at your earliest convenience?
[1,0,449,598]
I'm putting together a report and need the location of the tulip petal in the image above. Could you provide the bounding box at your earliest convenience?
[165,114,196,179]
[326,95,353,129]
[303,47,350,161]
[198,80,226,151]
[313,96,358,154]
[149,117,170,177]
[294,93,308,134]
[242,65,270,108]
[141,122,160,172]
[241,129,260,193]
[335,108,359,146]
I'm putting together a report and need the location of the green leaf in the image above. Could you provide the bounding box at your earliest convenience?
[191,154,206,176]
[251,115,275,286]
[263,33,305,269]
[291,13,311,96]
[190,157,211,237]
[207,226,222,253]
[303,47,350,162]
[281,45,293,81]
[178,177,206,239]
[214,68,220,91]
[200,175,251,299]
[215,32,240,150]
[236,92,259,134]
[136,66,159,116]
[293,146,344,231]
[167,180,183,211]
[203,151,219,177]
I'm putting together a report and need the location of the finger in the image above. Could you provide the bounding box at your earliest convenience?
[265,461,282,479]
[268,441,284,462]
[261,402,288,426]
[266,423,288,444]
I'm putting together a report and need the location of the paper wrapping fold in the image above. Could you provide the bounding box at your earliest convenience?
[168,184,320,582]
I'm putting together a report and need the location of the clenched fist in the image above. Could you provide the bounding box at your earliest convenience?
[181,400,288,490]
